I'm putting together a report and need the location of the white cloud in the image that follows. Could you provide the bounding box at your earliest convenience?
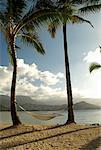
[0,59,65,103]
[31,85,66,104]
[83,47,101,64]
[0,66,12,95]
[39,71,64,85]
[1,58,101,105]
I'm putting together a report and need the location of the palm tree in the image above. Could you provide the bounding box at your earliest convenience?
[57,1,93,124]
[48,0,101,124]
[48,1,88,124]
[36,0,76,123]
[0,0,62,126]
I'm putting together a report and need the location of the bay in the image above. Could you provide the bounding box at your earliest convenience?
[0,109,101,125]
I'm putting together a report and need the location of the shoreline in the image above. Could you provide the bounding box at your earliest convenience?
[0,122,100,129]
[0,123,101,150]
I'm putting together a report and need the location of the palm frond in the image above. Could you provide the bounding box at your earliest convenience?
[57,3,76,23]
[0,21,5,32]
[89,62,101,73]
[17,32,45,55]
[0,11,6,29]
[14,8,62,35]
[85,0,100,5]
[48,19,61,38]
[22,21,36,33]
[70,0,86,5]
[71,15,94,27]
[5,0,27,22]
[71,0,100,6]
[79,4,101,14]
[0,11,4,21]
[48,23,57,38]
[36,0,55,9]
[15,45,20,49]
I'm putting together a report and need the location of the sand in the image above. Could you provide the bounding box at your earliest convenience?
[0,123,101,150]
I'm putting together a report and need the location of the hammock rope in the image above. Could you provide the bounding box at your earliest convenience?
[16,102,63,120]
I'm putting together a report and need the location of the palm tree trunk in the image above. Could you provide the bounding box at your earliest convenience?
[63,23,75,124]
[10,38,21,126]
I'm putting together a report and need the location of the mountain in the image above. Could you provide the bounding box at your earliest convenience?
[0,95,10,111]
[0,95,101,111]
[74,101,101,110]
[0,95,40,111]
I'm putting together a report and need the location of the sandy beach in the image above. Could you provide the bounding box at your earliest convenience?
[0,123,101,150]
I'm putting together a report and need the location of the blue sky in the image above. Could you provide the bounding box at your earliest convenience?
[0,11,101,105]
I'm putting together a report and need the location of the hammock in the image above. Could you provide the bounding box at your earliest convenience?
[17,102,63,120]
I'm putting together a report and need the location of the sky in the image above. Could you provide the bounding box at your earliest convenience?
[0,10,101,106]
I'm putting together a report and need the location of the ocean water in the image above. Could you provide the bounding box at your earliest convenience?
[0,109,101,125]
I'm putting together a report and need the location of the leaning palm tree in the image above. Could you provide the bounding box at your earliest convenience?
[48,0,101,124]
[0,0,62,126]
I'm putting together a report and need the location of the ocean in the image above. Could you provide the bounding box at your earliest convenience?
[0,109,101,125]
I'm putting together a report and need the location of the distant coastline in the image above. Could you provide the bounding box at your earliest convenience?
[0,95,101,111]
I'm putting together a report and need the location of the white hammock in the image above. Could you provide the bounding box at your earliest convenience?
[17,103,63,120]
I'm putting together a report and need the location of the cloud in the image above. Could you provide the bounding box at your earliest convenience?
[0,59,65,103]
[16,59,64,86]
[83,47,101,64]
[39,71,64,85]
[0,66,12,95]
[1,58,101,105]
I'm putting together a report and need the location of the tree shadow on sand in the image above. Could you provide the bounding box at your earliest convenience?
[0,125,99,149]
[81,136,101,150]
[0,124,62,140]
[0,124,97,140]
